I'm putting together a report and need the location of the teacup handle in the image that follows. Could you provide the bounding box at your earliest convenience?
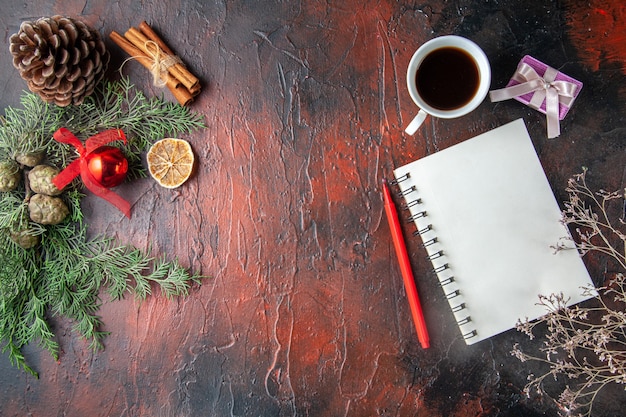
[405,109,428,135]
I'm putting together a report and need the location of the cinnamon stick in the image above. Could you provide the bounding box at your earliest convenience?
[124,27,200,94]
[139,22,202,95]
[109,31,194,106]
[138,21,174,56]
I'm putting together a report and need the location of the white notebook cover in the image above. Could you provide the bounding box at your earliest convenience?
[393,119,596,344]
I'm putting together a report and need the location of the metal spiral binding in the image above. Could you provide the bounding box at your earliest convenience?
[398,185,416,197]
[463,330,478,340]
[389,176,476,341]
[414,224,432,236]
[451,303,465,312]
[427,250,444,260]
[439,276,454,286]
[445,289,460,299]
[407,211,427,222]
[388,173,410,185]
[404,198,422,209]
[457,316,471,326]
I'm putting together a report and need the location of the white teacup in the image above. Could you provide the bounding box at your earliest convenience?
[405,35,491,135]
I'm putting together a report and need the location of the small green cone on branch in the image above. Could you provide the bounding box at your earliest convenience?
[9,225,40,249]
[15,152,44,168]
[28,193,69,225]
[0,160,21,192]
[28,165,63,196]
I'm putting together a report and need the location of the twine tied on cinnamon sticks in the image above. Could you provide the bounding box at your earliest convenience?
[110,22,201,106]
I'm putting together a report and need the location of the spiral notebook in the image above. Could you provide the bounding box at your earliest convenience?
[393,119,595,345]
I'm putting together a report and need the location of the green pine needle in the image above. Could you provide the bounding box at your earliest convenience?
[0,78,206,377]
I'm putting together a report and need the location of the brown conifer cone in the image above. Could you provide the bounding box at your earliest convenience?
[9,15,110,107]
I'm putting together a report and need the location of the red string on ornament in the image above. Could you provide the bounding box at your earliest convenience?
[52,127,131,218]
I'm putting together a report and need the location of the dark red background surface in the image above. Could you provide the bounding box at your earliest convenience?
[0,1,624,416]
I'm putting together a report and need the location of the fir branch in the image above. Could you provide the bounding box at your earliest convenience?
[24,293,59,358]
[1,77,206,168]
[0,233,41,377]
[0,79,207,377]
[0,92,62,161]
[148,256,201,298]
[61,77,206,144]
[83,239,202,301]
[2,339,37,377]
[0,186,27,229]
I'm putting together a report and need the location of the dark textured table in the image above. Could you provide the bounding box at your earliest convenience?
[1,1,625,416]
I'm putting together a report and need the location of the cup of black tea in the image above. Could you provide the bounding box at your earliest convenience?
[405,35,491,135]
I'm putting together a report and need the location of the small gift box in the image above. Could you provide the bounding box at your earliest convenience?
[489,55,583,138]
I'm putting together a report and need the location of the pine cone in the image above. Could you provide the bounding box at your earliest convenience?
[28,165,63,196]
[0,160,21,192]
[9,15,110,107]
[28,193,69,225]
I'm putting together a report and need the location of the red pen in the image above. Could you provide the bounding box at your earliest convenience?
[382,179,430,349]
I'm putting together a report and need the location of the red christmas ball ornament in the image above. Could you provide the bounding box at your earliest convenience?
[85,146,128,188]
